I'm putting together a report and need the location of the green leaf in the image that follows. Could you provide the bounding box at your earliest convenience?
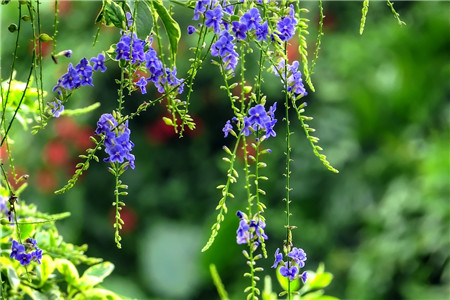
[103,0,126,29]
[151,0,181,62]
[55,258,79,285]
[73,288,121,300]
[7,266,20,289]
[39,255,55,286]
[19,223,35,241]
[78,262,115,290]
[308,272,333,290]
[129,1,153,39]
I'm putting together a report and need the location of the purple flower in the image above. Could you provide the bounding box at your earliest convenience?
[276,17,296,41]
[193,0,210,20]
[255,21,268,41]
[222,120,233,137]
[240,7,261,31]
[248,105,270,129]
[116,41,130,61]
[75,58,93,77]
[91,53,107,72]
[31,249,43,264]
[17,253,32,266]
[280,262,299,281]
[236,219,250,244]
[231,21,247,40]
[187,25,196,35]
[241,117,252,136]
[10,240,25,259]
[135,77,148,94]
[272,248,283,268]
[96,114,135,169]
[250,218,268,240]
[25,238,37,249]
[95,113,117,135]
[126,12,133,28]
[62,49,72,58]
[287,247,307,268]
[300,271,308,284]
[205,5,223,33]
[48,99,64,118]
[61,63,81,90]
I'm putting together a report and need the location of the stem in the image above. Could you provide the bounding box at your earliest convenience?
[1,3,22,130]
[283,41,292,299]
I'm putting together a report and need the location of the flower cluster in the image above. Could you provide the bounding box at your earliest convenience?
[223,103,277,139]
[236,210,268,246]
[273,59,308,97]
[275,5,297,41]
[115,14,184,95]
[191,2,270,72]
[272,247,308,283]
[48,52,107,118]
[95,113,135,169]
[10,238,43,266]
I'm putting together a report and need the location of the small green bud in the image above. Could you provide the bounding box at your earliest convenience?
[243,86,252,94]
[19,0,28,4]
[38,33,53,42]
[21,15,30,21]
[162,117,174,126]
[8,23,18,33]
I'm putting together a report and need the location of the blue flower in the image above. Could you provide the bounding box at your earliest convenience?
[222,120,233,137]
[272,248,283,268]
[187,25,196,35]
[232,21,247,40]
[31,249,43,264]
[75,58,93,78]
[236,219,250,244]
[96,114,135,169]
[135,77,148,94]
[62,49,72,58]
[205,5,223,33]
[276,16,296,41]
[300,271,308,284]
[287,247,307,268]
[250,218,268,240]
[10,240,25,259]
[255,21,268,41]
[280,262,299,281]
[193,0,211,20]
[240,103,277,138]
[17,253,32,266]
[61,63,81,90]
[48,99,64,118]
[115,41,130,61]
[91,53,107,72]
[240,7,261,31]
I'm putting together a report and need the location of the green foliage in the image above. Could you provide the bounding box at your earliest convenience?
[151,0,181,63]
[0,199,120,299]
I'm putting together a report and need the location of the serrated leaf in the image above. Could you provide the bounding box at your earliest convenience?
[151,0,181,62]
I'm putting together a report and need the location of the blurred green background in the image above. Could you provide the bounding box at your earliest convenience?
[1,1,449,299]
